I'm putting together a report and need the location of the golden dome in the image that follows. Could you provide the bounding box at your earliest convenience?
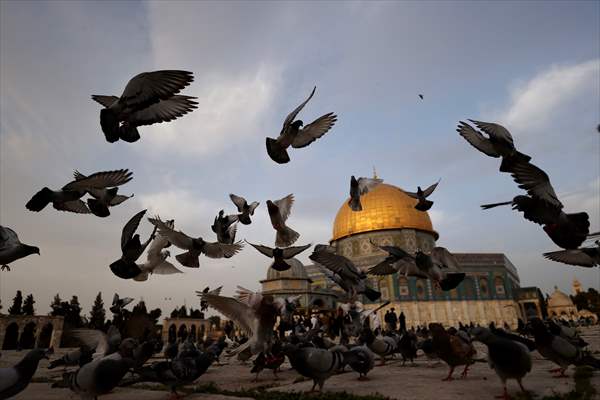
[547,286,575,308]
[332,183,438,241]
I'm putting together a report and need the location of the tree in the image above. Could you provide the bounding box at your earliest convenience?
[148,308,162,325]
[8,290,23,315]
[170,308,179,318]
[65,295,83,328]
[89,292,106,330]
[132,301,148,316]
[50,294,64,316]
[22,294,35,315]
[208,315,220,328]
[177,305,188,318]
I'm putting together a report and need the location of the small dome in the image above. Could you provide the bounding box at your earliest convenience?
[266,258,309,281]
[547,286,574,308]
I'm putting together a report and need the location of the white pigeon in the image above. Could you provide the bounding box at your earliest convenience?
[133,220,182,281]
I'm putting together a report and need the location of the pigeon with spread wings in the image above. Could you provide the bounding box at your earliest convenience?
[367,241,422,277]
[404,179,440,211]
[348,176,383,211]
[415,247,465,291]
[266,86,337,164]
[26,169,132,215]
[92,70,197,143]
[229,194,259,225]
[134,219,182,281]
[267,194,300,247]
[246,241,312,271]
[72,170,133,217]
[211,210,239,245]
[109,210,155,279]
[543,241,600,268]
[0,226,39,271]
[148,216,243,268]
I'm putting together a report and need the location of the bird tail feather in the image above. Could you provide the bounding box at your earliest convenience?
[363,287,382,302]
[87,198,110,217]
[26,187,54,211]
[175,251,200,268]
[481,201,513,210]
[499,151,531,172]
[440,273,466,291]
[275,225,300,247]
[99,108,120,143]
[133,271,149,282]
[348,197,362,211]
[415,200,434,212]
[271,259,292,271]
[266,137,290,164]
[109,259,143,280]
[119,125,141,143]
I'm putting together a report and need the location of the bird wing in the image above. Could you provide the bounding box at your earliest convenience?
[0,367,19,393]
[229,194,247,212]
[199,293,255,335]
[202,241,244,258]
[543,249,597,268]
[69,329,111,360]
[146,231,171,263]
[282,243,312,259]
[370,241,414,260]
[248,202,260,214]
[367,259,400,275]
[291,112,337,148]
[357,177,384,195]
[110,194,134,206]
[506,160,562,209]
[63,169,133,191]
[0,226,19,249]
[152,261,183,275]
[468,119,514,146]
[283,86,316,128]
[121,210,146,251]
[147,216,194,250]
[550,335,579,360]
[247,242,274,258]
[456,121,500,157]
[421,179,441,198]
[431,247,460,270]
[127,95,198,127]
[234,285,262,307]
[91,95,119,108]
[309,250,363,282]
[53,200,92,214]
[119,70,194,109]
[274,194,294,222]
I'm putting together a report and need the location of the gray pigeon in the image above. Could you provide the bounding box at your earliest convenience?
[72,170,133,217]
[414,247,465,291]
[211,210,239,245]
[148,216,243,268]
[0,348,51,399]
[26,169,132,215]
[348,176,383,211]
[404,179,440,211]
[229,194,259,225]
[48,346,94,370]
[347,345,375,380]
[109,210,157,279]
[110,294,134,315]
[132,221,182,282]
[266,86,337,164]
[267,194,300,247]
[543,241,600,267]
[92,70,197,143]
[471,327,531,399]
[457,120,531,172]
[358,327,397,365]
[0,226,40,271]
[367,241,419,277]
[246,241,311,271]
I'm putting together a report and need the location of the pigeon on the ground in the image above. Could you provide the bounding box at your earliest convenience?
[457,120,531,172]
[397,331,418,365]
[0,226,40,271]
[0,348,51,399]
[543,241,600,268]
[471,327,531,400]
[282,343,355,391]
[251,342,286,381]
[92,70,197,143]
[71,170,133,217]
[133,220,182,281]
[529,318,600,377]
[490,328,536,352]
[359,326,397,365]
[429,323,476,381]
[348,176,383,211]
[211,210,239,245]
[266,86,337,164]
[148,216,243,268]
[26,169,132,215]
[347,345,375,380]
[547,320,588,348]
[229,194,259,225]
[267,194,300,247]
[310,247,381,301]
[246,241,311,271]
[110,294,134,315]
[404,179,440,211]
[48,346,94,370]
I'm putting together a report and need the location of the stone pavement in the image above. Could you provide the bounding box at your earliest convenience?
[2,326,598,399]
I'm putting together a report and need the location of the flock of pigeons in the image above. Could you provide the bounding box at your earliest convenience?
[0,69,599,399]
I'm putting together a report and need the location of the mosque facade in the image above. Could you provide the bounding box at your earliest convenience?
[262,177,550,329]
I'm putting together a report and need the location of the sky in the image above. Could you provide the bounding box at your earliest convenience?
[0,0,598,316]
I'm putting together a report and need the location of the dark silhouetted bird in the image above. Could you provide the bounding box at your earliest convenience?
[429,323,475,381]
[367,242,418,277]
[415,247,465,291]
[148,216,243,268]
[229,194,259,225]
[0,226,39,271]
[457,120,531,172]
[543,241,600,268]
[211,210,239,245]
[48,346,94,370]
[110,294,134,315]
[266,86,337,164]
[72,170,133,217]
[348,176,383,211]
[132,220,182,281]
[92,70,197,143]
[0,348,51,399]
[418,94,424,100]
[251,341,285,381]
[246,241,311,271]
[267,194,300,247]
[109,210,156,279]
[404,179,440,211]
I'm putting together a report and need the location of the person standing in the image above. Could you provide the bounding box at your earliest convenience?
[399,311,406,333]
[389,308,398,331]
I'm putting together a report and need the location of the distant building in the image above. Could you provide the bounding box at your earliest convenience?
[0,315,64,350]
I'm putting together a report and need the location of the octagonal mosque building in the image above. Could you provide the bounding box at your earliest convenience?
[298,176,538,328]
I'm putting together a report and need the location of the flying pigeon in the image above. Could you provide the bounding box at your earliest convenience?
[266,86,337,164]
[26,169,132,215]
[72,170,133,217]
[109,210,156,279]
[429,323,476,381]
[403,179,440,211]
[48,346,94,370]
[0,348,51,399]
[418,94,424,100]
[267,194,300,247]
[471,327,531,400]
[543,241,600,268]
[110,294,134,315]
[246,241,312,271]
[348,176,383,211]
[310,248,380,301]
[229,194,259,225]
[415,247,465,291]
[91,70,197,143]
[148,216,243,268]
[457,120,531,172]
[69,326,123,361]
[196,286,223,312]
[133,220,182,281]
[367,241,418,277]
[0,226,40,271]
[211,210,239,245]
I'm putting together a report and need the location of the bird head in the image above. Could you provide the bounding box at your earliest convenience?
[27,245,41,256]
[292,120,304,128]
[266,200,278,215]
[469,327,492,343]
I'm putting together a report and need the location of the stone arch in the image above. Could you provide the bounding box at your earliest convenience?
[2,322,19,350]
[19,321,37,349]
[199,324,206,340]
[462,276,476,299]
[494,276,506,297]
[177,324,188,341]
[416,280,426,300]
[168,324,177,343]
[479,277,489,298]
[190,325,197,342]
[38,323,53,348]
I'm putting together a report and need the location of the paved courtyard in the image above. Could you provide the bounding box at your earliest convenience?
[2,326,599,399]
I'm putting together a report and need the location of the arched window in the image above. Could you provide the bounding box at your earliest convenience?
[19,322,37,349]
[479,277,489,298]
[177,324,188,340]
[2,323,19,350]
[398,277,409,297]
[416,281,426,300]
[190,325,197,342]
[495,277,506,297]
[38,323,53,348]
[462,277,476,299]
[168,324,177,343]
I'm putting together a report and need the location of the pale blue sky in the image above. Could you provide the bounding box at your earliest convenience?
[1,0,598,314]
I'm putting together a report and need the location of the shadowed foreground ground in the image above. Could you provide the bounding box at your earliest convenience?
[2,326,598,400]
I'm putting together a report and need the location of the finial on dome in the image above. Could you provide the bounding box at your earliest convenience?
[373,165,378,179]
